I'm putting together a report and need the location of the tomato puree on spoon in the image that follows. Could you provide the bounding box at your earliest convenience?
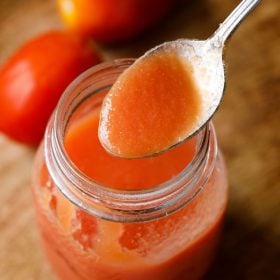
[98,52,202,158]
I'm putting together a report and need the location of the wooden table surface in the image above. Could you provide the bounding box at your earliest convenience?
[0,0,279,279]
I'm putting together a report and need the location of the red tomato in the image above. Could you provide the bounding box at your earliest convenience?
[57,0,173,43]
[0,31,101,146]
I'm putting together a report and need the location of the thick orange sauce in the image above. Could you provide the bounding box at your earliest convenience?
[33,55,228,280]
[99,52,201,158]
[65,107,196,190]
[34,104,227,280]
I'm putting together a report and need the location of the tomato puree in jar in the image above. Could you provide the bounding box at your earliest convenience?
[99,52,201,158]
[35,108,227,280]
[65,108,197,190]
[33,59,228,280]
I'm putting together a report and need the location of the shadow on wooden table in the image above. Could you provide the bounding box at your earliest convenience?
[205,208,280,279]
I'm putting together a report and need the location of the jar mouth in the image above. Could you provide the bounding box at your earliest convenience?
[45,59,217,223]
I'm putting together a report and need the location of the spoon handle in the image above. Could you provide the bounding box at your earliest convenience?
[212,0,261,45]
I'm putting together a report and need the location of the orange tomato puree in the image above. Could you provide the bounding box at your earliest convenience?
[99,52,201,158]
[65,108,197,190]
[35,105,227,280]
[34,52,228,279]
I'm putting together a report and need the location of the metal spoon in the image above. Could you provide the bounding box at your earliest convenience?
[100,0,261,158]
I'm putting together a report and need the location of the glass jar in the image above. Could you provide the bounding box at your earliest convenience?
[32,59,228,280]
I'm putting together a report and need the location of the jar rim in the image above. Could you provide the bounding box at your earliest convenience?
[45,59,217,223]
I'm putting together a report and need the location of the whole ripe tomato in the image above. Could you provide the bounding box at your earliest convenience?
[0,31,101,146]
[57,0,173,43]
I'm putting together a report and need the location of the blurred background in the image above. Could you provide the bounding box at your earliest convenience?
[0,0,279,279]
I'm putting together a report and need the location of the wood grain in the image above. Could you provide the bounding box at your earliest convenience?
[0,0,279,279]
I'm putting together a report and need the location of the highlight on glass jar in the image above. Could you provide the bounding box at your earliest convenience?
[31,59,228,280]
